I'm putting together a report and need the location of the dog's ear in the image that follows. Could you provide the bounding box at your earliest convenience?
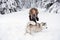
[42,23,46,26]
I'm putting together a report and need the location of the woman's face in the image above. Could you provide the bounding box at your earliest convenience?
[32,9,36,14]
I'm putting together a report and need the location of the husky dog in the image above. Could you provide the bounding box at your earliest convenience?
[25,21,47,35]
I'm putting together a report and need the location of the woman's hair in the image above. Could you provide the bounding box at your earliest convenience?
[29,8,39,15]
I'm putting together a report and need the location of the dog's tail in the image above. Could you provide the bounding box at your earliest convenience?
[27,21,36,25]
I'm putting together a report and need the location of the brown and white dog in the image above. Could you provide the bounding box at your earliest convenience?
[25,21,47,35]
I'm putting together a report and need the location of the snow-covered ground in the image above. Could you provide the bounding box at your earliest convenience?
[0,8,60,40]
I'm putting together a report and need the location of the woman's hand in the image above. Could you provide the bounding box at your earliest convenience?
[36,17,39,21]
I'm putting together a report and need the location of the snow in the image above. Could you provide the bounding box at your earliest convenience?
[48,2,60,13]
[0,8,60,40]
[0,0,60,14]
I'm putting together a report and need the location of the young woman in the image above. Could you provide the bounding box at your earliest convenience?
[29,8,39,23]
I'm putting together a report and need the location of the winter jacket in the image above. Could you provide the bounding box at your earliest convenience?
[29,14,39,23]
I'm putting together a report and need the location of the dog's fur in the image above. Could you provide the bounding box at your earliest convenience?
[25,21,47,35]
